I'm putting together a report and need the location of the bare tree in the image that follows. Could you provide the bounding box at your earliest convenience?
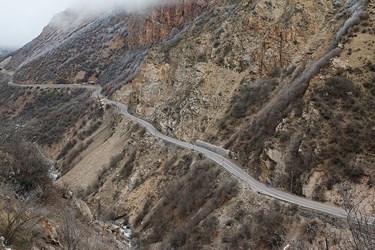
[0,137,52,195]
[0,187,45,246]
[340,188,375,250]
[60,205,84,250]
[345,202,375,249]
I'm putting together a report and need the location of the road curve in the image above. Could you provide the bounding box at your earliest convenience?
[5,79,348,219]
[107,100,348,219]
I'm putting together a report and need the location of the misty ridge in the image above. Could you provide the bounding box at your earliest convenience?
[48,0,176,30]
[71,0,175,13]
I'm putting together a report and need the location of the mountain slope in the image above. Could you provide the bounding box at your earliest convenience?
[115,0,374,207]
[0,0,374,249]
[6,0,210,95]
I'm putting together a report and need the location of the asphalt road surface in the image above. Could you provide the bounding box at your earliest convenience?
[6,80,349,219]
[106,100,348,218]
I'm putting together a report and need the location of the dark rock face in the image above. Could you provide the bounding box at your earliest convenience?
[127,0,210,48]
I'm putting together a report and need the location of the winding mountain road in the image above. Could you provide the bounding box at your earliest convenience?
[4,78,348,219]
[2,0,372,224]
[109,100,348,219]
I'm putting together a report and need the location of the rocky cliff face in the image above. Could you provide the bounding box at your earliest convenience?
[115,0,375,207]
[1,0,374,249]
[127,0,212,48]
[118,0,346,140]
[5,0,211,95]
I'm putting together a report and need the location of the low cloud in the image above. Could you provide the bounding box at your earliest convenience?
[0,0,74,47]
[0,0,175,48]
[70,0,174,12]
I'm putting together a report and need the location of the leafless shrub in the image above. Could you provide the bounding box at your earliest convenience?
[57,139,78,160]
[363,75,375,96]
[0,139,51,195]
[313,185,326,202]
[227,78,278,119]
[324,77,359,99]
[117,149,136,180]
[168,229,187,249]
[60,205,88,250]
[0,189,45,247]
[134,199,152,228]
[340,189,375,250]
[108,149,127,169]
[139,159,238,248]
[359,11,370,21]
[78,121,102,140]
[235,201,285,249]
[269,66,281,78]
[302,220,319,244]
[15,88,96,146]
[62,142,88,174]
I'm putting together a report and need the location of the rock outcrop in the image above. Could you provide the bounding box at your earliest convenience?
[127,0,211,48]
[5,0,212,94]
[115,0,375,208]
[1,0,374,249]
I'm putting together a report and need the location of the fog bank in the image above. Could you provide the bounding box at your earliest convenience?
[0,0,174,47]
